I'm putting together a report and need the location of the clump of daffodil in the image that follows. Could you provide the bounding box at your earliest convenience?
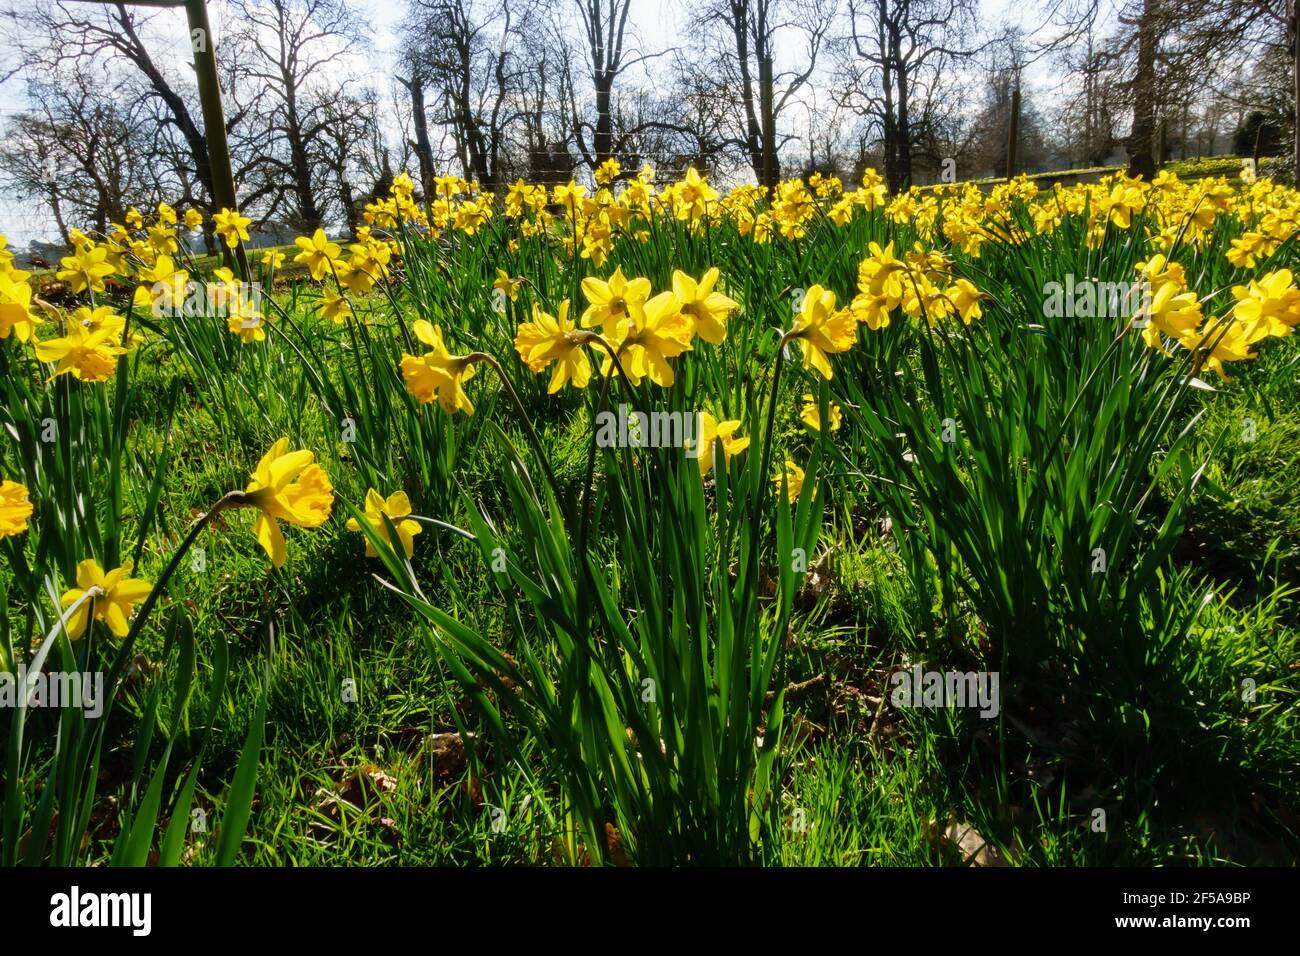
[240,438,335,568]
[514,300,593,393]
[0,480,33,538]
[59,559,153,640]
[800,394,842,432]
[346,489,423,559]
[400,320,478,414]
[786,284,858,380]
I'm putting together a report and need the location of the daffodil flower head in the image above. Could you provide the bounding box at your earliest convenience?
[59,559,153,640]
[580,266,651,332]
[0,479,33,538]
[242,438,335,567]
[400,320,478,414]
[691,410,750,474]
[346,489,422,559]
[789,284,858,380]
[672,268,741,346]
[774,459,806,504]
[602,290,694,387]
[800,394,842,432]
[514,300,592,393]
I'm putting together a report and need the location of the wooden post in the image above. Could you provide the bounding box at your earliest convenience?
[1005,86,1021,180]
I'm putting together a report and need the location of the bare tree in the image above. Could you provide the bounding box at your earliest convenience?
[227,0,369,231]
[838,0,981,191]
[0,69,161,239]
[402,0,539,190]
[2,1,223,211]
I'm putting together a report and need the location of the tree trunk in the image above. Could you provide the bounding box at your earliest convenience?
[341,178,358,235]
[282,69,322,232]
[732,7,765,183]
[1127,0,1159,179]
[896,58,913,188]
[404,73,436,201]
[879,0,899,193]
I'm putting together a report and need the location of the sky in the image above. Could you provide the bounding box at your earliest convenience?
[0,0,1054,248]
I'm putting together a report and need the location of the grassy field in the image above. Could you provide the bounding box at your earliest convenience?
[1,165,1298,866]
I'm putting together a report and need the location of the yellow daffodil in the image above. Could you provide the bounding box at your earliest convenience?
[672,268,740,345]
[774,459,805,504]
[34,321,126,382]
[241,438,335,568]
[800,394,842,432]
[0,480,34,538]
[227,293,269,343]
[346,489,422,559]
[1140,280,1203,351]
[788,285,858,379]
[1230,269,1300,340]
[213,208,252,248]
[946,278,985,325]
[601,290,694,387]
[400,320,478,414]
[294,228,342,281]
[320,287,352,323]
[56,244,115,294]
[1180,319,1256,380]
[595,157,621,185]
[494,269,523,302]
[0,270,36,341]
[674,167,719,220]
[59,559,153,639]
[514,300,592,392]
[692,411,750,474]
[580,266,651,332]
